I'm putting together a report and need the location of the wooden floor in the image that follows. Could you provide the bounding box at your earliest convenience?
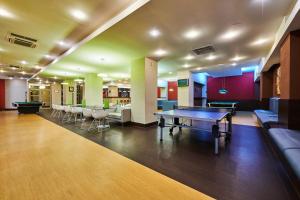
[232,111,259,127]
[0,111,213,200]
[38,109,298,200]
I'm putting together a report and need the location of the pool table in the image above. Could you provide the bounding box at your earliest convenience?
[12,102,43,114]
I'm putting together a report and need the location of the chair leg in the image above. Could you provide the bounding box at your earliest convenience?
[88,119,96,132]
[80,118,86,129]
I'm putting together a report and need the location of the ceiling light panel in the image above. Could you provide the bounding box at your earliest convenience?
[230,55,246,62]
[0,7,15,19]
[154,49,167,56]
[219,29,243,41]
[206,55,217,60]
[250,38,270,46]
[149,28,161,37]
[184,29,201,39]
[69,9,88,21]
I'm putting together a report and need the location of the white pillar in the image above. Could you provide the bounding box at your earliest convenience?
[131,57,157,124]
[177,71,194,107]
[84,73,103,107]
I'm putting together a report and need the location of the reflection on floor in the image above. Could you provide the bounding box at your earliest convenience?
[38,109,298,200]
[0,111,213,200]
[232,111,259,127]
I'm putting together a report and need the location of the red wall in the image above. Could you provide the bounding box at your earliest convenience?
[0,80,5,109]
[168,81,178,100]
[207,72,255,100]
[157,87,161,98]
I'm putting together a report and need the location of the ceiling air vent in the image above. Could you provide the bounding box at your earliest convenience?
[6,32,38,48]
[192,45,215,55]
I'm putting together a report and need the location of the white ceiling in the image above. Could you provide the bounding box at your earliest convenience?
[41,0,296,81]
[0,0,297,82]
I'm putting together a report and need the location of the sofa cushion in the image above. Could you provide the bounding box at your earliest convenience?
[269,128,300,151]
[108,112,122,119]
[284,149,300,181]
[254,110,278,128]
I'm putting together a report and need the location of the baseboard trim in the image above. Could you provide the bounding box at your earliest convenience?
[130,121,158,128]
[1,108,17,111]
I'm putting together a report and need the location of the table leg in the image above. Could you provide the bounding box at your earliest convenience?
[212,123,220,154]
[159,116,165,141]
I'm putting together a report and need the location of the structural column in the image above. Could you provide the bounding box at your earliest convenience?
[84,73,103,107]
[177,71,207,107]
[279,30,300,129]
[177,71,193,107]
[131,57,157,125]
[260,71,273,109]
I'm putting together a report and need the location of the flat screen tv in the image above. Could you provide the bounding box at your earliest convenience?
[177,79,189,87]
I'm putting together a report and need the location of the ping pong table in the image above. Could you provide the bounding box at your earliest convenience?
[154,108,232,154]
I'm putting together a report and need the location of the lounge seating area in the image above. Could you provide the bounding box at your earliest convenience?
[254,97,279,129]
[51,104,132,132]
[268,128,300,193]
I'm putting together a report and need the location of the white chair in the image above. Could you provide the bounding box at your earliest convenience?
[88,109,110,132]
[70,107,83,124]
[55,105,65,119]
[50,104,57,118]
[62,106,72,123]
[81,108,93,129]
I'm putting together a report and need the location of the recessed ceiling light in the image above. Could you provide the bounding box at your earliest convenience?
[0,7,15,19]
[20,60,27,65]
[149,28,161,37]
[44,54,55,59]
[250,38,270,46]
[184,54,195,60]
[220,30,242,41]
[74,79,83,82]
[57,40,71,48]
[70,9,88,21]
[154,49,167,56]
[230,55,246,62]
[206,55,217,60]
[184,29,201,39]
[183,64,191,68]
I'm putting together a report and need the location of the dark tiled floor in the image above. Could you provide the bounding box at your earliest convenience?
[39,110,298,200]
